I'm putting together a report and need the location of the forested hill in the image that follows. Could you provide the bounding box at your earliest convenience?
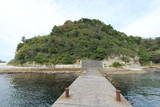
[10,18,160,65]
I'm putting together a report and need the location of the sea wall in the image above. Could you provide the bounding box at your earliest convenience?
[55,64,81,68]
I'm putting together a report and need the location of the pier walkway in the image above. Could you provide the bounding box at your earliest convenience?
[52,60,132,107]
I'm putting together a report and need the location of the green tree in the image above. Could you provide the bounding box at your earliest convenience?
[11,18,156,65]
[138,48,151,65]
[21,36,26,43]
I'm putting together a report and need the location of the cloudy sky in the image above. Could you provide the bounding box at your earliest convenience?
[0,0,160,61]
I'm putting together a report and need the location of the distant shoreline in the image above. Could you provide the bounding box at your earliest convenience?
[103,70,146,75]
[0,63,81,74]
[0,67,81,76]
[103,66,160,74]
[1,63,160,75]
[0,70,81,76]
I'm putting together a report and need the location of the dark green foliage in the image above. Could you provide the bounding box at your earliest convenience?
[140,37,160,64]
[150,50,160,63]
[151,53,160,63]
[121,56,130,63]
[138,48,151,65]
[11,18,160,65]
[21,36,26,43]
[110,62,124,67]
[50,25,63,35]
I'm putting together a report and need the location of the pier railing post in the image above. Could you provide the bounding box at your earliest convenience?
[116,89,121,101]
[65,88,70,97]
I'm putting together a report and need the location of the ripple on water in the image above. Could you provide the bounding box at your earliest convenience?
[110,72,160,107]
[0,73,77,107]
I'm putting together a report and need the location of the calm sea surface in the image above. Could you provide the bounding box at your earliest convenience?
[0,73,77,107]
[1,71,160,107]
[110,72,160,107]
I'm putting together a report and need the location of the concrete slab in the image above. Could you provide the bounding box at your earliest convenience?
[52,61,132,107]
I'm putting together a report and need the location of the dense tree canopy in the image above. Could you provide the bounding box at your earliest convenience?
[10,18,160,65]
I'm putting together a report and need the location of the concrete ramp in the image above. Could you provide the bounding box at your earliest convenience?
[52,60,132,107]
[82,60,102,69]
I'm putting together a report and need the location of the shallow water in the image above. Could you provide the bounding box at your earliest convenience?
[0,73,77,107]
[110,72,160,107]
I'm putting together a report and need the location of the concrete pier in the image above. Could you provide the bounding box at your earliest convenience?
[52,60,132,107]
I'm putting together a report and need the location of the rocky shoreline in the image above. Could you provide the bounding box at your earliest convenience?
[143,66,160,72]
[0,67,81,77]
[103,66,160,74]
[1,64,160,75]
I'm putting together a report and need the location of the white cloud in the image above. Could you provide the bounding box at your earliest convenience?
[0,0,65,61]
[120,7,160,38]
[0,0,87,61]
[0,0,160,61]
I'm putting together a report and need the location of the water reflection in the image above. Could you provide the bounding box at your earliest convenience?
[110,72,160,107]
[0,73,77,107]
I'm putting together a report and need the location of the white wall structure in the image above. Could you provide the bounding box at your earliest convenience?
[54,64,81,69]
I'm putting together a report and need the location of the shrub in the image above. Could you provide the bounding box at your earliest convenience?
[110,62,123,68]
[138,48,151,65]
[121,56,130,63]
[151,53,160,63]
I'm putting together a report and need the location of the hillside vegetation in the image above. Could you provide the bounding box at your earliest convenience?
[10,18,160,65]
